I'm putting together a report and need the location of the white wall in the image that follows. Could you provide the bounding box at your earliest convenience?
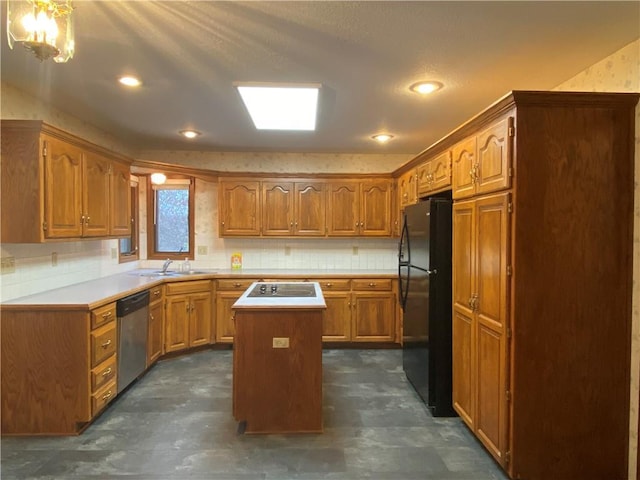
[553,38,640,480]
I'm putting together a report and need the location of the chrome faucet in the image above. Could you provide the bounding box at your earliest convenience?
[161,258,173,273]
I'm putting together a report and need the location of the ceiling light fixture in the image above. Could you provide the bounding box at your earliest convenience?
[6,0,75,63]
[150,173,167,185]
[235,83,321,131]
[179,130,201,139]
[372,133,394,144]
[119,75,142,87]
[409,81,443,95]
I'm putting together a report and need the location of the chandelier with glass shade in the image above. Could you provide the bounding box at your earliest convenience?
[6,0,74,63]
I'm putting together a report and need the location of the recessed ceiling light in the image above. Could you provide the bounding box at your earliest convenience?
[235,83,321,131]
[179,130,201,139]
[118,75,142,87]
[409,81,443,95]
[372,133,394,143]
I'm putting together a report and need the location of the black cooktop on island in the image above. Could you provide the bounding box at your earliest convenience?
[247,283,317,298]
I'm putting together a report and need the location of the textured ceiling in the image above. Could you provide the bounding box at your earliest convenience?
[1,1,639,156]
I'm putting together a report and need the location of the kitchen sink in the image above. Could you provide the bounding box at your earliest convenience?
[247,283,317,298]
[139,271,180,277]
[136,270,213,277]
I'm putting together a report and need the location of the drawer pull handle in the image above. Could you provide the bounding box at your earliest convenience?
[369,283,376,287]
[101,339,112,349]
[102,368,112,377]
[102,312,112,319]
[325,283,333,287]
[153,290,161,296]
[102,391,112,401]
[234,283,241,288]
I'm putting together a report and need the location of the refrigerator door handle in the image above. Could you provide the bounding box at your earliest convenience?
[399,266,410,311]
[398,215,410,264]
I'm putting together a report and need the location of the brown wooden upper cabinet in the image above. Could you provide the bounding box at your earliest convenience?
[261,181,326,236]
[1,120,132,242]
[218,180,261,236]
[451,116,513,200]
[327,180,392,237]
[109,160,132,236]
[397,169,417,208]
[417,150,452,197]
[220,178,392,237]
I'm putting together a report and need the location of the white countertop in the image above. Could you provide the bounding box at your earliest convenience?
[232,282,326,310]
[2,268,395,309]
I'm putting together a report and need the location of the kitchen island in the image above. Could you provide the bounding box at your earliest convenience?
[232,282,326,434]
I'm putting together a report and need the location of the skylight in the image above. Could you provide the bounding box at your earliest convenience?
[235,83,320,131]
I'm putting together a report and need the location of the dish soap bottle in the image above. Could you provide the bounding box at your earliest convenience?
[182,257,191,273]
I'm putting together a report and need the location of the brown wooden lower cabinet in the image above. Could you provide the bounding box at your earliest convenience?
[1,304,118,435]
[319,278,397,343]
[165,280,213,353]
[215,279,260,343]
[147,286,164,366]
[351,279,396,342]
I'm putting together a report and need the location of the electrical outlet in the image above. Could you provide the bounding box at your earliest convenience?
[197,245,208,255]
[284,246,291,256]
[272,337,290,349]
[352,246,359,255]
[1,256,16,274]
[51,252,58,266]
[111,248,118,259]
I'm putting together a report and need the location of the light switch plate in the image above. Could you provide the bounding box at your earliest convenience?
[51,252,58,266]
[1,256,15,274]
[272,337,290,348]
[111,248,118,259]
[197,245,208,255]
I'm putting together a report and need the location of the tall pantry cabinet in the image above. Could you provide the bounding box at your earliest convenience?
[448,91,638,480]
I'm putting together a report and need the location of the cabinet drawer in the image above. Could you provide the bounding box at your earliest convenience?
[318,279,351,291]
[216,279,258,291]
[91,355,117,392]
[166,280,212,296]
[91,322,117,367]
[91,302,116,329]
[352,279,392,291]
[92,380,117,416]
[149,285,163,301]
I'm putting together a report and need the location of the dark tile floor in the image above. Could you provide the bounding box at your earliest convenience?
[1,349,508,480]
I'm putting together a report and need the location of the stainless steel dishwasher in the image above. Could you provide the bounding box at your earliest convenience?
[116,290,150,393]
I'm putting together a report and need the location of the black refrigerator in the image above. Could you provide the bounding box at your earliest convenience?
[399,195,455,417]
